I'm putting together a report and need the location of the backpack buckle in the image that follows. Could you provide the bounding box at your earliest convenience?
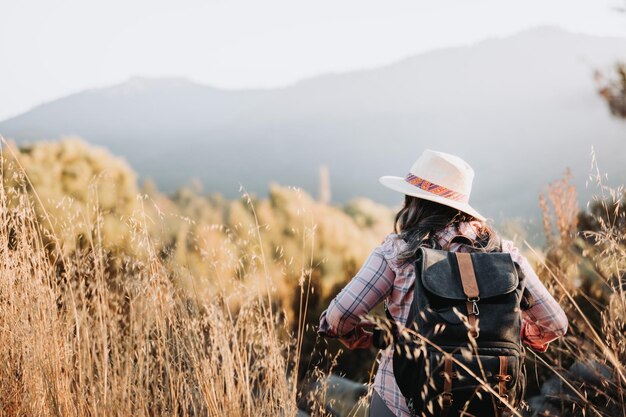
[468,297,480,316]
[407,398,417,414]
[442,392,453,408]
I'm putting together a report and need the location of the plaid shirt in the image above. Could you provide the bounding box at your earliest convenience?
[318,221,568,417]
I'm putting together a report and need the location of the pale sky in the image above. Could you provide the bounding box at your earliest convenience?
[1,0,626,121]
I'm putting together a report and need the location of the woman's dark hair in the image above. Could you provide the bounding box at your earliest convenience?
[394,195,499,266]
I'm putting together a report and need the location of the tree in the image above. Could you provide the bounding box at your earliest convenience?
[596,63,626,118]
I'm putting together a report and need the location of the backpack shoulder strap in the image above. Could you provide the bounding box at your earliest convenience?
[448,231,502,253]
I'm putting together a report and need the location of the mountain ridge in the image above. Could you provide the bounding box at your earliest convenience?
[1,26,625,242]
[8,25,626,115]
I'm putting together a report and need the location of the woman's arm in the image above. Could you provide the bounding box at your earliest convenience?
[318,242,395,349]
[502,240,569,352]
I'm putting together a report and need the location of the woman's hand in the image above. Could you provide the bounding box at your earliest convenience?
[339,320,376,350]
[520,319,549,353]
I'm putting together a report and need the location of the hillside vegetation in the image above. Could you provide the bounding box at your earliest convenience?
[0,137,625,416]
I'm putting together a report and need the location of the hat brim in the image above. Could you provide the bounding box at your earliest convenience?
[379,175,486,222]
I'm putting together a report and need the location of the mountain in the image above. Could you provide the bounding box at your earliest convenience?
[1,27,626,239]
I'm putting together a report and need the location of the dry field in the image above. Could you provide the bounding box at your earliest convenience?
[0,139,624,417]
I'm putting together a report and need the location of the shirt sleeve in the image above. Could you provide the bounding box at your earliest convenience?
[502,239,569,352]
[318,239,396,345]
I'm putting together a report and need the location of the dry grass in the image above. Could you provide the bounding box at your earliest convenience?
[0,146,310,417]
[0,136,625,417]
[531,162,625,416]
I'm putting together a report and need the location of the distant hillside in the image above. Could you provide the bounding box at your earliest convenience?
[2,27,626,240]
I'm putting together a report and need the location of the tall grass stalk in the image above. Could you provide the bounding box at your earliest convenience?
[0,139,315,417]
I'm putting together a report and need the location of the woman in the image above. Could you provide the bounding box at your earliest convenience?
[318,149,568,417]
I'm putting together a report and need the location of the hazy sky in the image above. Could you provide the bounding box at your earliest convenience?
[1,0,626,121]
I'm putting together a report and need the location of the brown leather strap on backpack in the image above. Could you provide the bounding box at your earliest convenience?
[455,253,480,338]
[440,356,455,417]
[455,253,479,298]
[496,356,512,416]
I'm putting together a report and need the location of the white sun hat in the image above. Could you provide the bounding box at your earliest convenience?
[378,149,485,221]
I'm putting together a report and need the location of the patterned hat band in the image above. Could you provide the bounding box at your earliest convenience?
[404,173,469,203]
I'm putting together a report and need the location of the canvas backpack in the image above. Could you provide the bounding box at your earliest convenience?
[377,235,529,417]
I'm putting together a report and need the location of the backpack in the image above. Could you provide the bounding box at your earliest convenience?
[377,236,528,417]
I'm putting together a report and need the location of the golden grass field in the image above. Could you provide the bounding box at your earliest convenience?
[0,137,624,417]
